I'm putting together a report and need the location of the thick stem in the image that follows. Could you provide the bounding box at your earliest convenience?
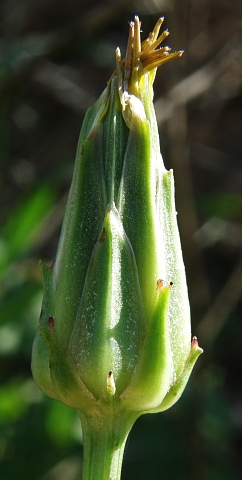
[79,408,137,480]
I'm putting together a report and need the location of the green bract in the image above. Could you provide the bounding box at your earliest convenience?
[32,16,202,479]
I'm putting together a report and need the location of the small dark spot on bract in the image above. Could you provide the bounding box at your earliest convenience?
[48,316,55,327]
[99,227,106,243]
[157,279,164,290]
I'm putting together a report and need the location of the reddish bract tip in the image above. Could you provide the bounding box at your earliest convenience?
[192,336,198,347]
[48,316,55,327]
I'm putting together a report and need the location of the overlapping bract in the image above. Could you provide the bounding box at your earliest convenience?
[32,17,202,416]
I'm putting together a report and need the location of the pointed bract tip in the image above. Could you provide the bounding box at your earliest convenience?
[191,336,203,354]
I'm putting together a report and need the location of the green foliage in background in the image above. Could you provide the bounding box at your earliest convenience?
[0,0,242,479]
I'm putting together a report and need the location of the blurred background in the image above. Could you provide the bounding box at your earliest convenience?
[0,0,242,479]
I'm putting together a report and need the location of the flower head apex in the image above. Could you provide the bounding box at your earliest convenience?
[116,16,183,104]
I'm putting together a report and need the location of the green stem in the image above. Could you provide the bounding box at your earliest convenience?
[79,408,138,480]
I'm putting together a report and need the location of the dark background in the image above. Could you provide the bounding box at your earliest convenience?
[0,0,242,479]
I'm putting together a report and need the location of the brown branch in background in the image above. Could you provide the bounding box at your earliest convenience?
[197,253,242,346]
[39,454,81,480]
[155,33,242,125]
[0,0,134,96]
[33,62,96,114]
[166,96,211,319]
[161,3,211,328]
[154,16,242,329]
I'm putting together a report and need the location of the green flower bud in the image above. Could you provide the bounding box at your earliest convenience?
[32,17,202,419]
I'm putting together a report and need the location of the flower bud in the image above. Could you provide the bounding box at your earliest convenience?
[32,17,202,417]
